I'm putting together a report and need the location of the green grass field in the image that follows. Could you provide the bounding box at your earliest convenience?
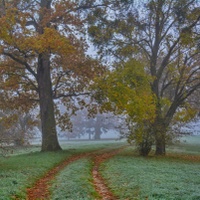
[50,158,98,200]
[0,141,122,200]
[0,136,200,200]
[101,148,200,199]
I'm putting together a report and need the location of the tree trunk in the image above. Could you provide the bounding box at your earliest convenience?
[154,120,166,155]
[155,136,166,155]
[37,53,62,151]
[94,130,101,140]
[89,132,91,140]
[151,110,166,155]
[94,117,101,140]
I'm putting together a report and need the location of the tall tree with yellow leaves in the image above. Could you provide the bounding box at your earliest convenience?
[89,0,200,155]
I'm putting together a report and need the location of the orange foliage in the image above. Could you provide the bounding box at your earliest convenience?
[0,0,103,133]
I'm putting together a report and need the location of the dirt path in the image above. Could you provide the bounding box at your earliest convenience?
[92,148,124,200]
[27,153,88,200]
[26,147,124,200]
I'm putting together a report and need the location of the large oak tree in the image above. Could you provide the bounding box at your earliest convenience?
[89,0,200,155]
[0,0,103,151]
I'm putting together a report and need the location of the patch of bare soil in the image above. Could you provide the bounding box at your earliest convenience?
[27,153,88,200]
[92,148,124,200]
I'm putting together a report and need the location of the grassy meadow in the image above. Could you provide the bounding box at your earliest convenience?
[0,141,123,200]
[101,145,200,199]
[0,136,200,199]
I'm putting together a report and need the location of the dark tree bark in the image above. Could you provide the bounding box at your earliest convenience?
[155,136,166,155]
[154,120,166,155]
[35,0,61,151]
[37,53,62,151]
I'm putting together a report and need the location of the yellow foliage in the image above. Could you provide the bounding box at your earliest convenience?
[94,59,156,123]
[24,28,75,54]
[173,103,198,123]
[180,31,195,47]
[0,8,75,56]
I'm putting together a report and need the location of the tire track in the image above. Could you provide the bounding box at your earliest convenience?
[26,145,125,200]
[26,153,89,200]
[92,147,125,200]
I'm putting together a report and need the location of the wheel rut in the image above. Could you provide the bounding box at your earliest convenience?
[26,146,125,200]
[92,148,124,200]
[27,153,88,200]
